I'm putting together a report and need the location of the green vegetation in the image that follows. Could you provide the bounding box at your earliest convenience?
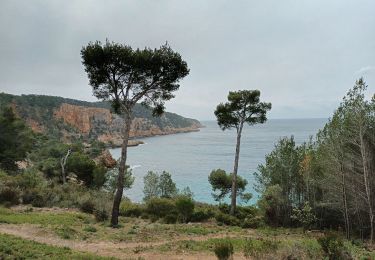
[0,67,375,259]
[215,90,271,215]
[0,107,34,171]
[81,40,189,227]
[255,78,375,243]
[0,233,111,259]
[143,171,178,201]
[213,239,234,260]
[208,169,251,203]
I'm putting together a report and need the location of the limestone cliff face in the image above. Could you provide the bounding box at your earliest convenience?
[54,103,112,134]
[52,103,201,146]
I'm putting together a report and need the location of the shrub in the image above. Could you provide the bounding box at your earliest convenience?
[175,196,195,223]
[317,233,350,260]
[213,239,234,260]
[79,200,95,214]
[21,189,39,204]
[119,200,145,218]
[92,166,107,188]
[56,226,77,239]
[235,205,258,220]
[83,226,97,233]
[163,214,178,224]
[30,193,46,208]
[215,212,239,226]
[241,216,264,229]
[243,238,279,259]
[0,187,20,206]
[0,172,20,206]
[191,209,214,222]
[146,197,177,219]
[94,207,108,222]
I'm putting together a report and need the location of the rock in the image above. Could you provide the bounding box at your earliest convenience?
[95,149,117,168]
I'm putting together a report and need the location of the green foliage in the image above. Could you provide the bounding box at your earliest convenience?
[92,166,107,188]
[243,238,279,259]
[215,211,240,226]
[66,152,96,186]
[255,136,315,226]
[190,209,214,222]
[0,107,34,171]
[81,40,189,115]
[159,171,178,198]
[143,171,160,201]
[214,90,271,130]
[317,234,350,260]
[143,170,178,201]
[146,197,177,221]
[83,225,97,233]
[175,196,195,223]
[94,207,108,222]
[0,171,20,206]
[257,185,285,226]
[104,166,134,194]
[291,202,316,230]
[208,169,249,202]
[119,200,145,218]
[0,233,109,259]
[79,200,96,214]
[213,239,234,260]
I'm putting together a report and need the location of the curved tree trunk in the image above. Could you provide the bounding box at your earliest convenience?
[111,111,132,227]
[230,123,243,215]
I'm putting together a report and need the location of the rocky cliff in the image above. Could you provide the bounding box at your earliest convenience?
[0,93,202,146]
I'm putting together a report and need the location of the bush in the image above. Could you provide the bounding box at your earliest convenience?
[317,233,350,260]
[191,209,215,222]
[79,200,95,214]
[83,226,97,233]
[215,212,240,226]
[30,193,47,208]
[163,214,178,224]
[0,172,20,206]
[0,187,20,206]
[94,207,108,222]
[119,200,145,218]
[146,197,177,219]
[213,239,234,260]
[175,196,194,223]
[243,238,279,258]
[241,216,264,229]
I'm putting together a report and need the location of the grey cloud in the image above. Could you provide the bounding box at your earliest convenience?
[1,0,375,120]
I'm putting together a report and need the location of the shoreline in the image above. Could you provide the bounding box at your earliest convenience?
[108,127,201,148]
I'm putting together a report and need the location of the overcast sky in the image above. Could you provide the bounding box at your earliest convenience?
[0,1,374,120]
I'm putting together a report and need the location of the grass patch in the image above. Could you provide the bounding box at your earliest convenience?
[0,207,92,226]
[0,233,113,259]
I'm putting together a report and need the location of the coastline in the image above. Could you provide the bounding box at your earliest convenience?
[108,126,201,148]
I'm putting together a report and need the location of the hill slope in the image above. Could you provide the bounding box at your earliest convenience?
[0,93,201,146]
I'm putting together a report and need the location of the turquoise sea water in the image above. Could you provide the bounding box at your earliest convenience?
[110,119,327,204]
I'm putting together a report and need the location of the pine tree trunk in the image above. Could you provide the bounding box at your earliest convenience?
[110,112,132,227]
[359,130,374,243]
[230,123,243,215]
[341,163,350,239]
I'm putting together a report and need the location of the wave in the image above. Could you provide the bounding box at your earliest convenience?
[130,165,142,170]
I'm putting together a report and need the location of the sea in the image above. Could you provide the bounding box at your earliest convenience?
[110,119,327,204]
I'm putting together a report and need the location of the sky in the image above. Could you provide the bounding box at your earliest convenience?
[0,0,374,120]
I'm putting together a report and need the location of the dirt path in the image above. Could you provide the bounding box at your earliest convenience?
[0,224,248,259]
